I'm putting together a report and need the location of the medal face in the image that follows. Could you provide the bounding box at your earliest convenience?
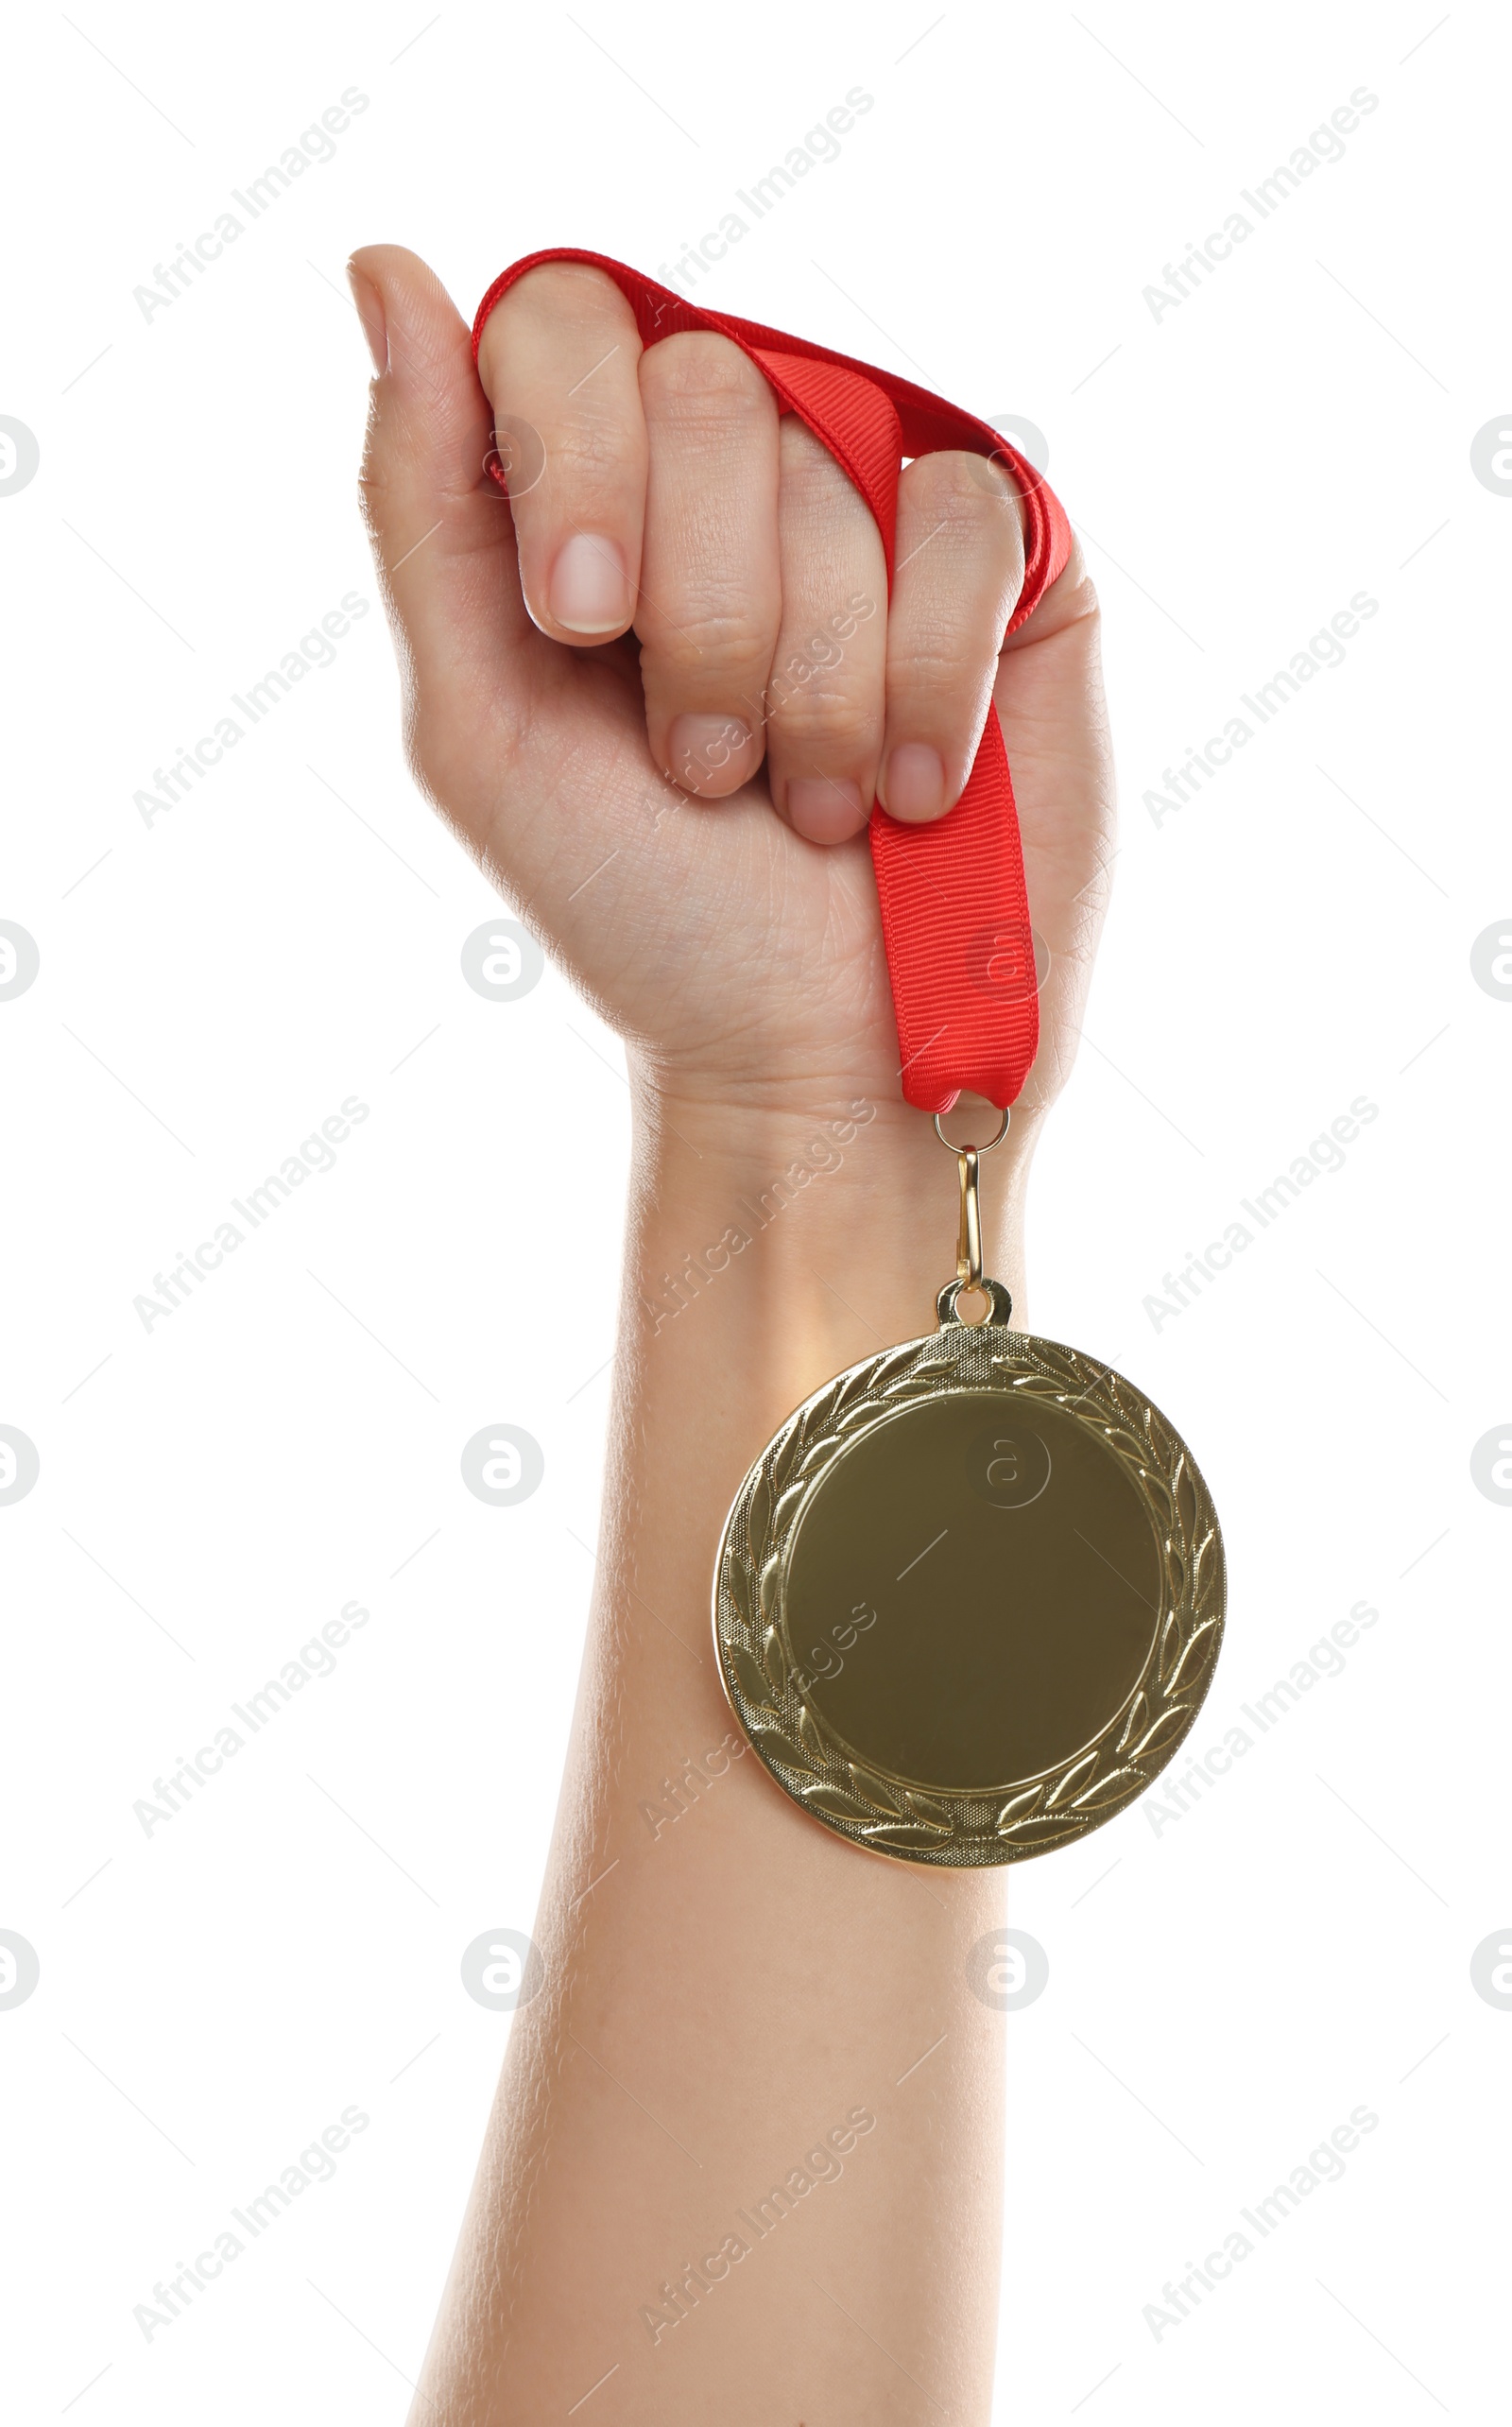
[713,1280,1225,1865]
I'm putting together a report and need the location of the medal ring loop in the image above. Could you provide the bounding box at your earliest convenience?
[932,1107,1011,1156]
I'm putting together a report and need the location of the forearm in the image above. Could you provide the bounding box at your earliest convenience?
[411,1084,1039,2425]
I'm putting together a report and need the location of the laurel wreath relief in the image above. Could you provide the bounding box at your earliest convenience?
[713,1326,1226,1866]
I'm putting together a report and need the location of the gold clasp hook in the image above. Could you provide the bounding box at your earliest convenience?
[932,1107,1012,1297]
[956,1146,984,1290]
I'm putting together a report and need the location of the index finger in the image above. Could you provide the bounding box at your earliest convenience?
[476,263,647,644]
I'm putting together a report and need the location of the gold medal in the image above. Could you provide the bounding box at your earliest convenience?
[714,1117,1225,1865]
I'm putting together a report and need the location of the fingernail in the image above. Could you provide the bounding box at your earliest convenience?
[883,742,947,821]
[666,713,754,793]
[788,777,867,844]
[347,263,387,375]
[549,533,631,633]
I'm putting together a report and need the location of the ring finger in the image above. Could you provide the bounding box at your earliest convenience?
[765,418,887,844]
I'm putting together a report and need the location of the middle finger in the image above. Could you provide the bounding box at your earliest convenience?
[635,331,782,800]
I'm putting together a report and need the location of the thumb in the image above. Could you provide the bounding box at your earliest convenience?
[347,244,535,791]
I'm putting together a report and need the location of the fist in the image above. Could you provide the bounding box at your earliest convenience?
[349,245,1111,1114]
[477,260,1027,844]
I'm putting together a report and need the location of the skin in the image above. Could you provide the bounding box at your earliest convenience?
[348,243,1114,2424]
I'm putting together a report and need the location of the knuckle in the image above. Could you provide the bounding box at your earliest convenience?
[641,330,772,426]
[899,449,1023,552]
[646,605,775,685]
[902,447,1007,508]
[778,416,867,512]
[541,417,639,491]
[769,681,881,761]
[889,631,996,701]
[764,607,880,740]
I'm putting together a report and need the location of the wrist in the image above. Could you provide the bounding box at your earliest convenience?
[622,1061,1037,1365]
[593,1070,1038,1699]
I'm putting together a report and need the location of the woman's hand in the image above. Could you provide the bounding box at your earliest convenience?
[348,247,1113,1128]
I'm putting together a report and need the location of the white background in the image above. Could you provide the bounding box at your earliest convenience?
[3,2,1508,2418]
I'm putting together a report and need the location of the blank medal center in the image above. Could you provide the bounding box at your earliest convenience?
[782,1390,1163,1791]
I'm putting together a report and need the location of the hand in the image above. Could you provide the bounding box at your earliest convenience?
[347,245,1112,2426]
[348,248,1114,1134]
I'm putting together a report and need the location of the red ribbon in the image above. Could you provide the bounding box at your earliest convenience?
[473,250,1071,1113]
